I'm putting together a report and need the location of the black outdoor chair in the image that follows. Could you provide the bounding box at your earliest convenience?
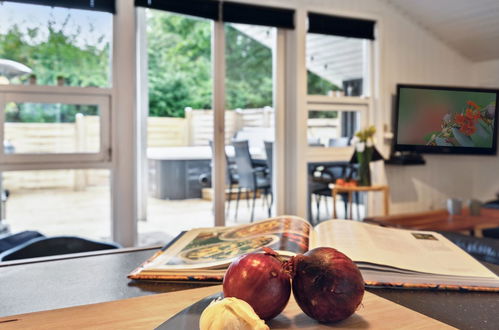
[208,140,242,218]
[264,141,273,183]
[232,140,272,222]
[0,236,121,261]
[263,141,274,215]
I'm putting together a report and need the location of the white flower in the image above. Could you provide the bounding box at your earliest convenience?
[366,139,373,147]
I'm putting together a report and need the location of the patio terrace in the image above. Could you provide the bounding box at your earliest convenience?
[2,186,346,247]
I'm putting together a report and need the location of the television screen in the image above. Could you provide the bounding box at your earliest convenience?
[394,84,498,155]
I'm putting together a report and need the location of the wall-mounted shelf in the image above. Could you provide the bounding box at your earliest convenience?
[385,152,426,165]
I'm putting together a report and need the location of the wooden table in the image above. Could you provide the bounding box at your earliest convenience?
[330,184,389,219]
[364,208,499,232]
[0,285,453,329]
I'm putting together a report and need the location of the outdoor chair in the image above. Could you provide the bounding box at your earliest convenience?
[263,141,274,215]
[0,236,121,261]
[232,140,272,222]
[208,140,242,218]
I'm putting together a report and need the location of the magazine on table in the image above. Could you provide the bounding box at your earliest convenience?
[128,215,499,291]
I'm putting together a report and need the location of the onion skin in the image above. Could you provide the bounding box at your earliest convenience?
[291,247,364,323]
[223,252,291,320]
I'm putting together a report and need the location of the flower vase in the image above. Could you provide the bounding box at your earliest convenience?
[357,146,373,186]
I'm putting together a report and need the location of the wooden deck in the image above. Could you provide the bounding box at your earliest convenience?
[2,187,275,247]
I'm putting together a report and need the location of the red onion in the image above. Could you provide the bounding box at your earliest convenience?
[290,247,364,323]
[223,249,291,320]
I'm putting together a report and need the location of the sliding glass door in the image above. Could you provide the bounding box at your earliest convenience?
[138,9,215,245]
[224,22,277,224]
[136,3,290,243]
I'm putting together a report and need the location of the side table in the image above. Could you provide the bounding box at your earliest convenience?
[329,184,390,219]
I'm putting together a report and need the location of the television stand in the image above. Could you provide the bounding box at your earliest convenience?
[385,151,426,165]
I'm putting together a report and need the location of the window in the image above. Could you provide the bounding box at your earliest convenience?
[139,9,215,241]
[308,110,361,147]
[305,13,376,222]
[0,2,114,244]
[1,90,110,163]
[225,22,276,222]
[307,34,367,97]
[0,2,113,87]
[306,13,375,152]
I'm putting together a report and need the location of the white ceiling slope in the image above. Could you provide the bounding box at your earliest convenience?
[384,0,499,62]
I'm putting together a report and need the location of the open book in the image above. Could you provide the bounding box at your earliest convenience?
[128,216,499,291]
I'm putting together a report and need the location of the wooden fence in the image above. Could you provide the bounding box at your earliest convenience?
[2,108,338,190]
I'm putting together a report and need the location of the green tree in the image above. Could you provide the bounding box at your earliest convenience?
[0,9,340,120]
[147,11,212,117]
[0,14,110,122]
[146,11,339,118]
[0,15,110,88]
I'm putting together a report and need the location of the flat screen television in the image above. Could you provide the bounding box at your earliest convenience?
[394,84,498,155]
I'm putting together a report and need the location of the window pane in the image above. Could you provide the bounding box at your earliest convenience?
[4,102,100,154]
[3,169,111,241]
[226,23,275,223]
[308,110,360,146]
[142,10,214,244]
[0,3,112,87]
[307,34,365,96]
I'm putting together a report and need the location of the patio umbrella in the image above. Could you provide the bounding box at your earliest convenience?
[0,59,32,79]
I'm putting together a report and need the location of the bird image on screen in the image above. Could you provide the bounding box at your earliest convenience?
[394,84,498,155]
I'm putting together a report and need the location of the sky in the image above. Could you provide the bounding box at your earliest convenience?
[0,2,112,49]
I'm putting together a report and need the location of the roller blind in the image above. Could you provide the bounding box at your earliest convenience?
[135,0,295,29]
[134,0,219,20]
[4,0,115,13]
[222,2,294,29]
[308,13,375,40]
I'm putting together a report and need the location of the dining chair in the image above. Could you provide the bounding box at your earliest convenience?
[232,140,272,222]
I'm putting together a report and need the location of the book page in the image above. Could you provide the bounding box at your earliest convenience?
[314,220,498,278]
[142,215,312,272]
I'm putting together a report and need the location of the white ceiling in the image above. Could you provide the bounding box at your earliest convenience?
[385,0,499,62]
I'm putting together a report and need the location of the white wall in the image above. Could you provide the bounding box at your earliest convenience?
[471,59,499,203]
[473,59,499,88]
